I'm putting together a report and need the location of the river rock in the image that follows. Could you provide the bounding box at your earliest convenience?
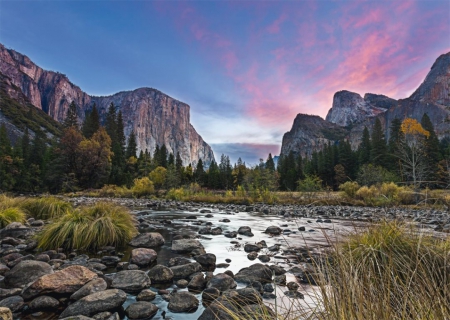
[59,289,127,318]
[171,239,204,253]
[0,307,12,320]
[244,244,260,252]
[29,295,59,310]
[236,288,262,305]
[129,233,165,248]
[238,226,254,237]
[136,289,156,302]
[187,273,206,292]
[235,263,272,284]
[207,273,236,292]
[4,260,53,288]
[264,226,282,235]
[125,301,158,319]
[130,248,157,267]
[167,291,199,313]
[0,288,21,300]
[170,262,202,279]
[22,265,98,300]
[0,296,23,313]
[147,265,173,283]
[193,253,216,269]
[71,278,108,301]
[111,270,151,293]
[202,287,220,301]
[0,223,31,239]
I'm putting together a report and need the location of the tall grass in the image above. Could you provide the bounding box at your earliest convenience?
[20,197,72,220]
[315,221,450,319]
[0,207,26,228]
[37,202,137,250]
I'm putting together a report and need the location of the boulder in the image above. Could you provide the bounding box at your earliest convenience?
[147,265,173,283]
[193,253,216,269]
[264,226,282,235]
[4,260,53,288]
[0,296,23,313]
[0,223,32,239]
[235,263,272,284]
[0,307,12,320]
[167,291,199,313]
[0,288,21,300]
[202,287,220,301]
[238,226,254,237]
[129,233,165,248]
[170,262,202,279]
[187,273,206,292]
[207,273,236,292]
[71,278,108,301]
[59,289,127,318]
[125,301,158,319]
[29,295,59,310]
[136,289,156,302]
[22,265,98,300]
[171,239,204,253]
[110,270,151,293]
[130,248,157,267]
[244,244,260,252]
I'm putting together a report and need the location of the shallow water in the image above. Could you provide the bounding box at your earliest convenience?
[21,207,365,320]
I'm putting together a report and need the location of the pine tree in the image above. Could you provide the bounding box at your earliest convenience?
[388,118,404,175]
[421,113,441,185]
[265,153,275,172]
[126,131,138,159]
[82,104,100,138]
[0,124,11,157]
[358,126,371,165]
[194,159,205,186]
[370,118,387,167]
[63,101,79,129]
[159,145,168,168]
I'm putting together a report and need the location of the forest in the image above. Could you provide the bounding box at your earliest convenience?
[0,101,449,196]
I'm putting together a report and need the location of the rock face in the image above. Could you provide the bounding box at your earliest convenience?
[280,114,347,158]
[0,43,214,166]
[325,90,392,127]
[281,51,450,157]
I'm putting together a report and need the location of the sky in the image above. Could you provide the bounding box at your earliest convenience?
[0,0,449,165]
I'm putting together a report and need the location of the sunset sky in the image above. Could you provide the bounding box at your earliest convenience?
[1,0,449,164]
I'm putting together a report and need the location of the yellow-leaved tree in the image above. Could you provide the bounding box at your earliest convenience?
[398,118,429,191]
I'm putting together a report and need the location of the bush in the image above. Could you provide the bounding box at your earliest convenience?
[166,188,187,201]
[21,197,72,220]
[37,202,137,250]
[132,177,155,197]
[297,175,323,192]
[357,164,398,186]
[0,207,26,228]
[97,184,132,198]
[379,182,400,199]
[339,181,360,198]
[355,185,379,205]
[318,221,450,319]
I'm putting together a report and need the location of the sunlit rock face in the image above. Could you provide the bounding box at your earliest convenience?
[325,90,393,127]
[0,43,214,166]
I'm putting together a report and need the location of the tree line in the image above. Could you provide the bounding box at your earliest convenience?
[1,102,449,194]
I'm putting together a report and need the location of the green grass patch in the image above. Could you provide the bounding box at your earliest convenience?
[0,207,26,228]
[20,197,72,220]
[37,201,137,250]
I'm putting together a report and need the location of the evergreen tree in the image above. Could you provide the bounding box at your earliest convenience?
[82,104,100,138]
[421,113,441,185]
[159,145,168,168]
[370,118,387,167]
[63,101,79,129]
[358,126,371,165]
[126,131,138,159]
[219,154,233,189]
[194,159,205,185]
[388,118,404,175]
[265,153,275,172]
[168,153,175,167]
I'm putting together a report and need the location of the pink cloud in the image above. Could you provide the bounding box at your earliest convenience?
[267,13,287,34]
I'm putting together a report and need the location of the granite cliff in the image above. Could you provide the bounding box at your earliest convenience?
[281,51,450,157]
[0,43,214,166]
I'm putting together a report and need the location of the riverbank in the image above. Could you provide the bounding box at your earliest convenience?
[0,196,448,319]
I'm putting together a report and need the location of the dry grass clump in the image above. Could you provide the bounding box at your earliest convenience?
[316,221,450,319]
[37,201,137,250]
[20,196,72,220]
